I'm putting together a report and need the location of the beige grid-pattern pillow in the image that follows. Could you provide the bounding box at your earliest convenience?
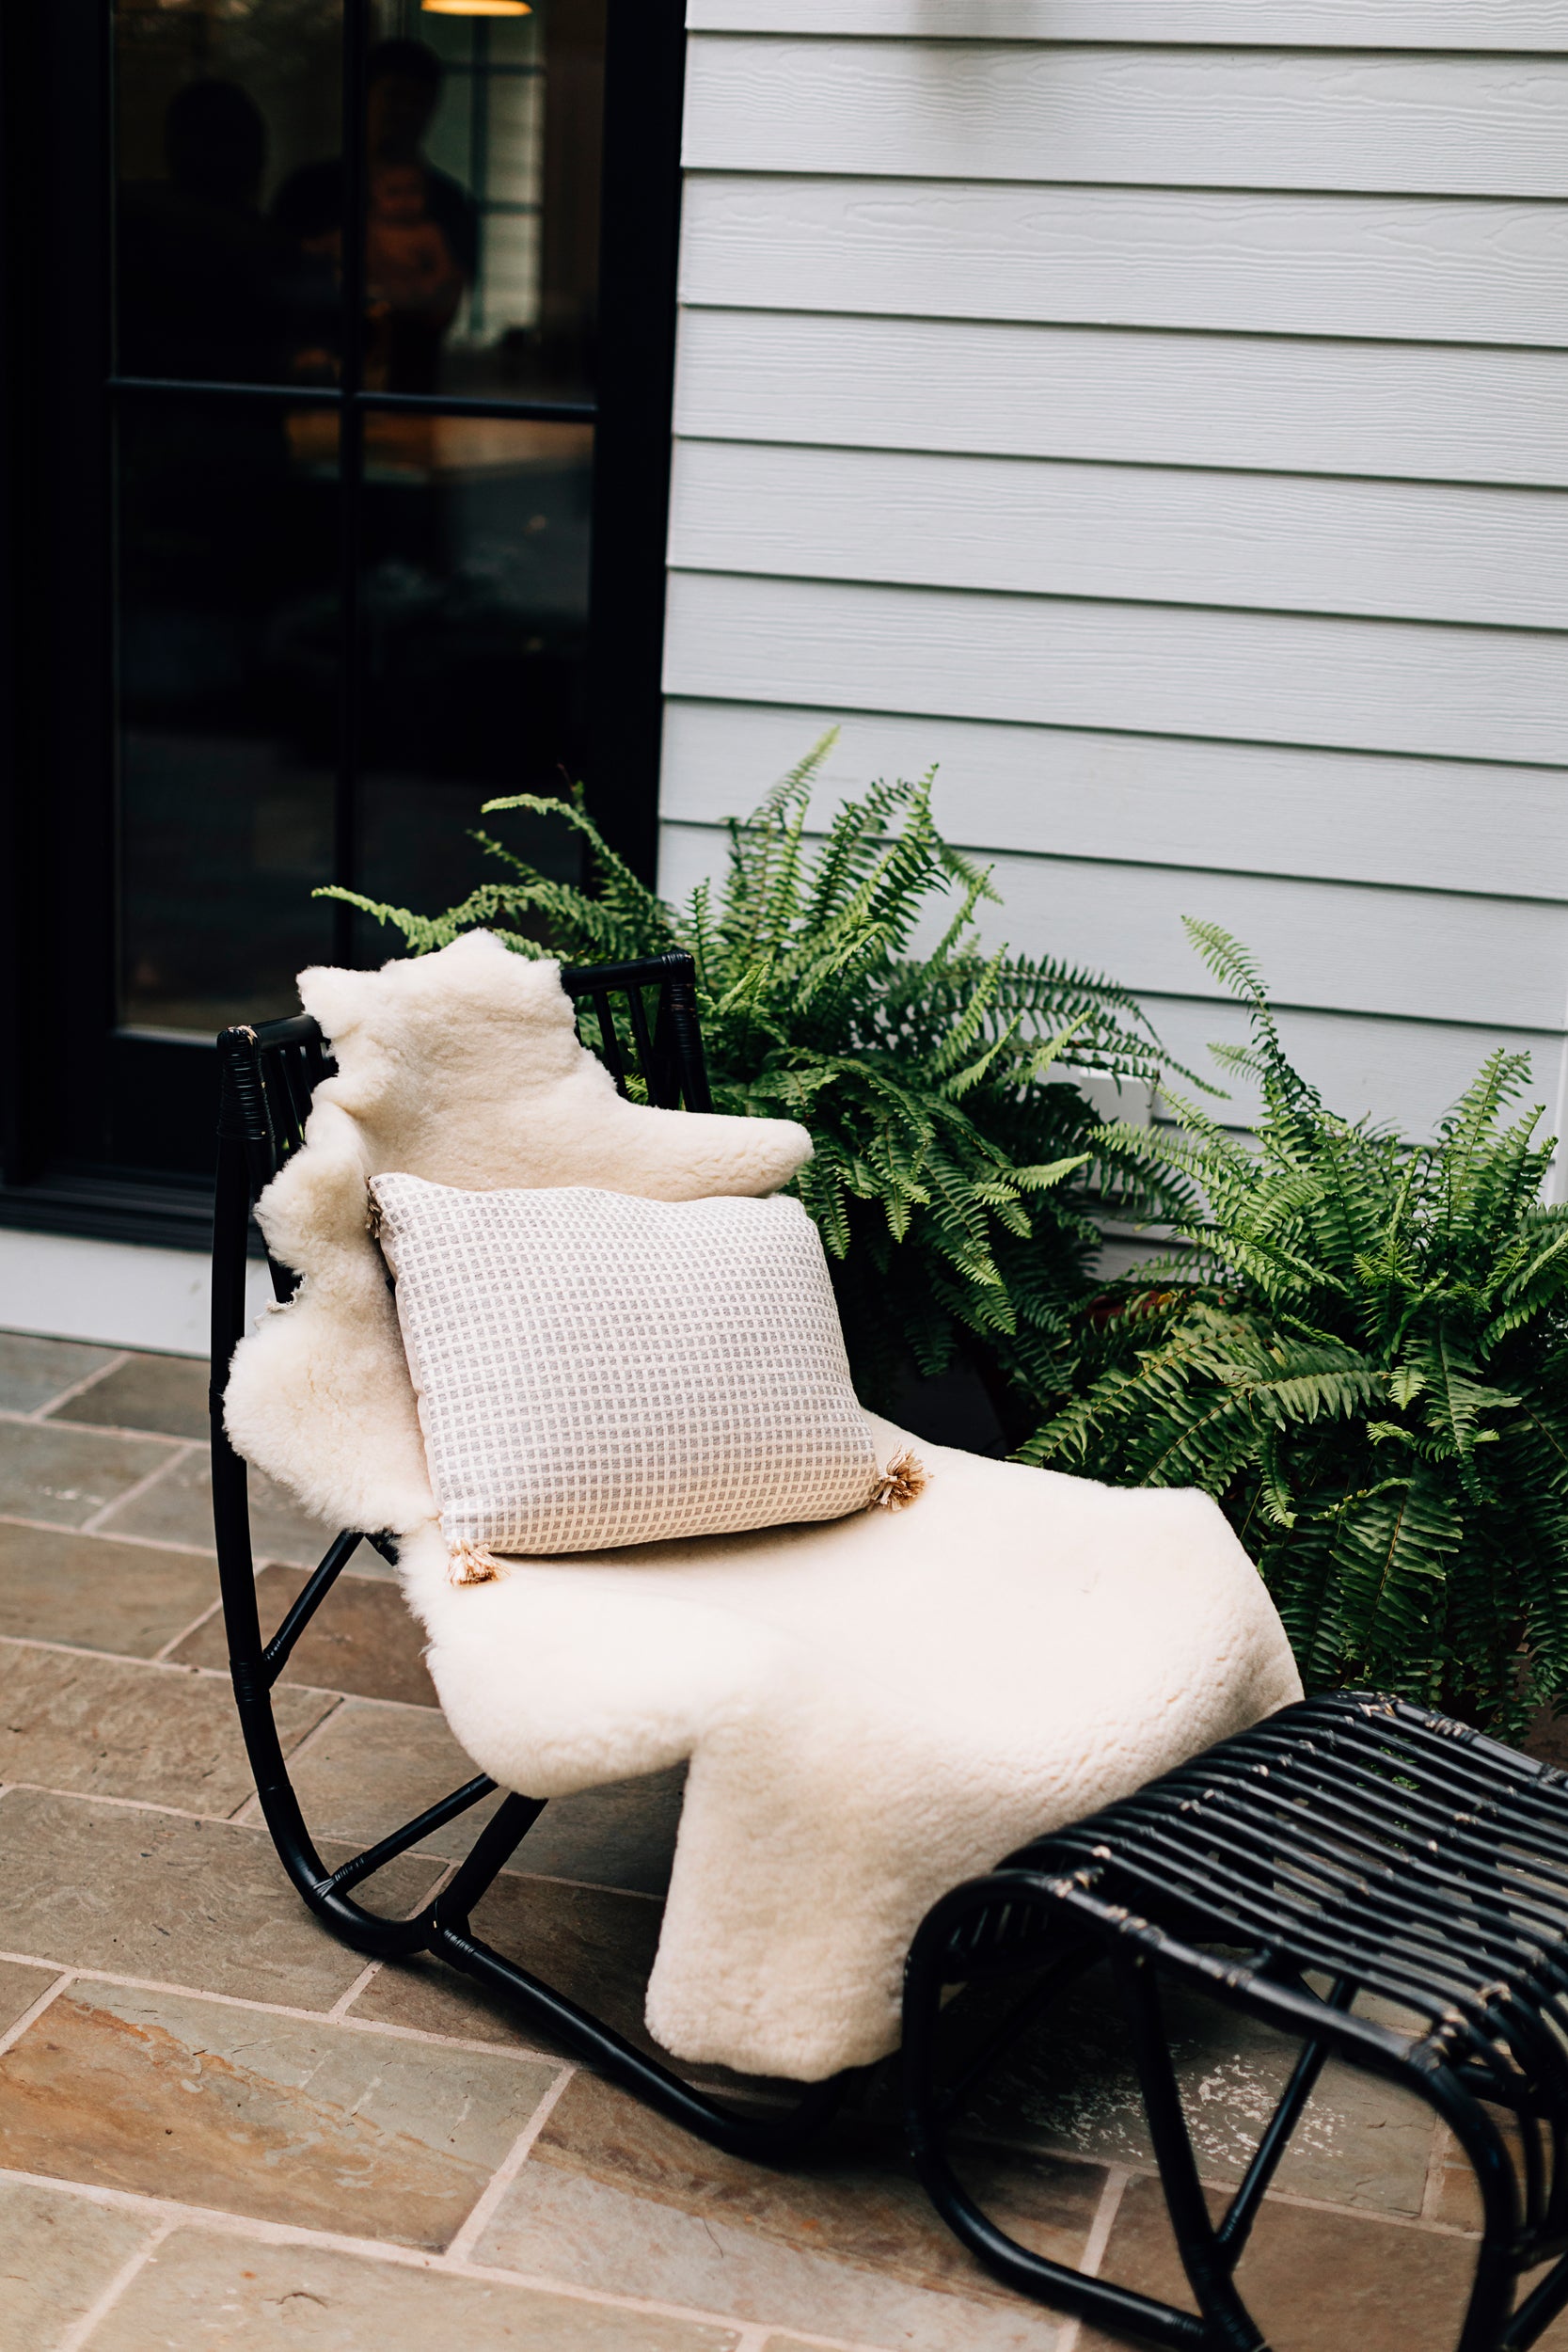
[370,1174,879,1558]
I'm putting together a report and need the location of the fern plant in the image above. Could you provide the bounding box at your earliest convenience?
[320,737,1177,1422]
[1023,921,1568,1735]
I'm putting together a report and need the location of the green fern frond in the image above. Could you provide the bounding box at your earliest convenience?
[346,748,1181,1438]
[1027,930,1568,1732]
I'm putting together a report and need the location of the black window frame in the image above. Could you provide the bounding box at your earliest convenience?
[0,0,684,1251]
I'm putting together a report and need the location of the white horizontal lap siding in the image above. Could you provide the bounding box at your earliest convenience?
[682,179,1568,346]
[664,572,1568,768]
[665,11,1568,1160]
[660,704,1568,906]
[685,41,1568,198]
[674,314,1568,490]
[670,442,1568,628]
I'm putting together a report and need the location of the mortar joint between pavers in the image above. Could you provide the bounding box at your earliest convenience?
[444,2060,579,2265]
[0,2165,825,2339]
[0,1967,74,2059]
[151,1596,228,1663]
[4,1778,247,1828]
[0,1510,220,1561]
[22,1351,132,1422]
[78,1439,201,1535]
[0,1948,569,2064]
[55,2213,174,2352]
[327,1961,385,2022]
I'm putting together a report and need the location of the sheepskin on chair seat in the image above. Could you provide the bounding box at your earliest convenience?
[225,931,1302,2083]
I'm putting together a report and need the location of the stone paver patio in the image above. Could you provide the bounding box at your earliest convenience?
[0,1326,1563,2352]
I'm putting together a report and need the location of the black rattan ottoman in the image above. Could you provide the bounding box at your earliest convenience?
[903,1692,1568,2352]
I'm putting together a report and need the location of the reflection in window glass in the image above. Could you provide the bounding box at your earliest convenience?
[381,0,602,400]
[118,400,338,1032]
[115,0,343,385]
[110,0,607,1035]
[349,416,592,935]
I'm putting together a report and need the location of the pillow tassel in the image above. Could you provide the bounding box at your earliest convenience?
[449,1538,508,1587]
[870,1449,927,1512]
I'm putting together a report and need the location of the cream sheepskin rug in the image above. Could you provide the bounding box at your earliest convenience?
[226,931,1303,2082]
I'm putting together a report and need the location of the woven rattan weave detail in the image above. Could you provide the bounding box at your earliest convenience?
[905,1692,1568,2352]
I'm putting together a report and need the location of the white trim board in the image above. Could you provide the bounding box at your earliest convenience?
[0,1228,274,1358]
[685,5,1568,48]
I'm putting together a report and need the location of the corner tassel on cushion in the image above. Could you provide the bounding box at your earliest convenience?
[870,1449,927,1512]
[448,1539,509,1587]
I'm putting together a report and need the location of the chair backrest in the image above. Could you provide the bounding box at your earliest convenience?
[210,949,712,1375]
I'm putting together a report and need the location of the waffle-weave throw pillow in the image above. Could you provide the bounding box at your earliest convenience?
[369,1173,881,1571]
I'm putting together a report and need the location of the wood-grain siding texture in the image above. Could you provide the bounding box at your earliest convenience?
[687,5,1568,48]
[662,11,1568,1154]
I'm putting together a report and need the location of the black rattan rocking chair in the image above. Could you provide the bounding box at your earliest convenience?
[210,950,845,2159]
[904,1691,1568,2352]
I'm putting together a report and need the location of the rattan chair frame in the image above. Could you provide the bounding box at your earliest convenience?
[209,949,845,2159]
[903,1691,1568,2351]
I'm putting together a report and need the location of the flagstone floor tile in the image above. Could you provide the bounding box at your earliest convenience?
[1082,2170,1568,2352]
[98,1448,337,1569]
[474,2072,1085,2351]
[476,2159,1066,2351]
[86,2229,742,2351]
[508,1765,685,1899]
[0,1787,441,2008]
[348,1871,664,2057]
[288,1704,685,1891]
[0,1421,178,1531]
[274,1698,500,1856]
[0,1319,1556,2350]
[0,2174,158,2352]
[0,1979,559,2249]
[959,1960,1437,2217]
[0,1957,60,2034]
[0,1333,120,1415]
[172,1564,436,1706]
[55,1352,209,1442]
[0,1644,331,1815]
[0,1521,218,1658]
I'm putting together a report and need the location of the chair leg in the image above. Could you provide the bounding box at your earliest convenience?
[907,1882,1535,2352]
[1502,2252,1568,2350]
[903,1891,1212,2348]
[1424,2074,1523,2352]
[1115,1948,1265,2352]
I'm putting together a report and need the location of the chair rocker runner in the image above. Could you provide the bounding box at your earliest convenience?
[209,950,845,2160]
[904,1692,1568,2352]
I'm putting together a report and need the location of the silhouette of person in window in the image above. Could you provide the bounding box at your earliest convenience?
[272,39,478,393]
[118,79,286,382]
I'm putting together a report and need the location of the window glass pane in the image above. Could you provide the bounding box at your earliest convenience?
[118,399,339,1033]
[115,0,343,386]
[375,1,602,401]
[353,416,590,938]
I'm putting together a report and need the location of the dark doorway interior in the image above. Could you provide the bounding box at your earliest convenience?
[0,0,684,1244]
